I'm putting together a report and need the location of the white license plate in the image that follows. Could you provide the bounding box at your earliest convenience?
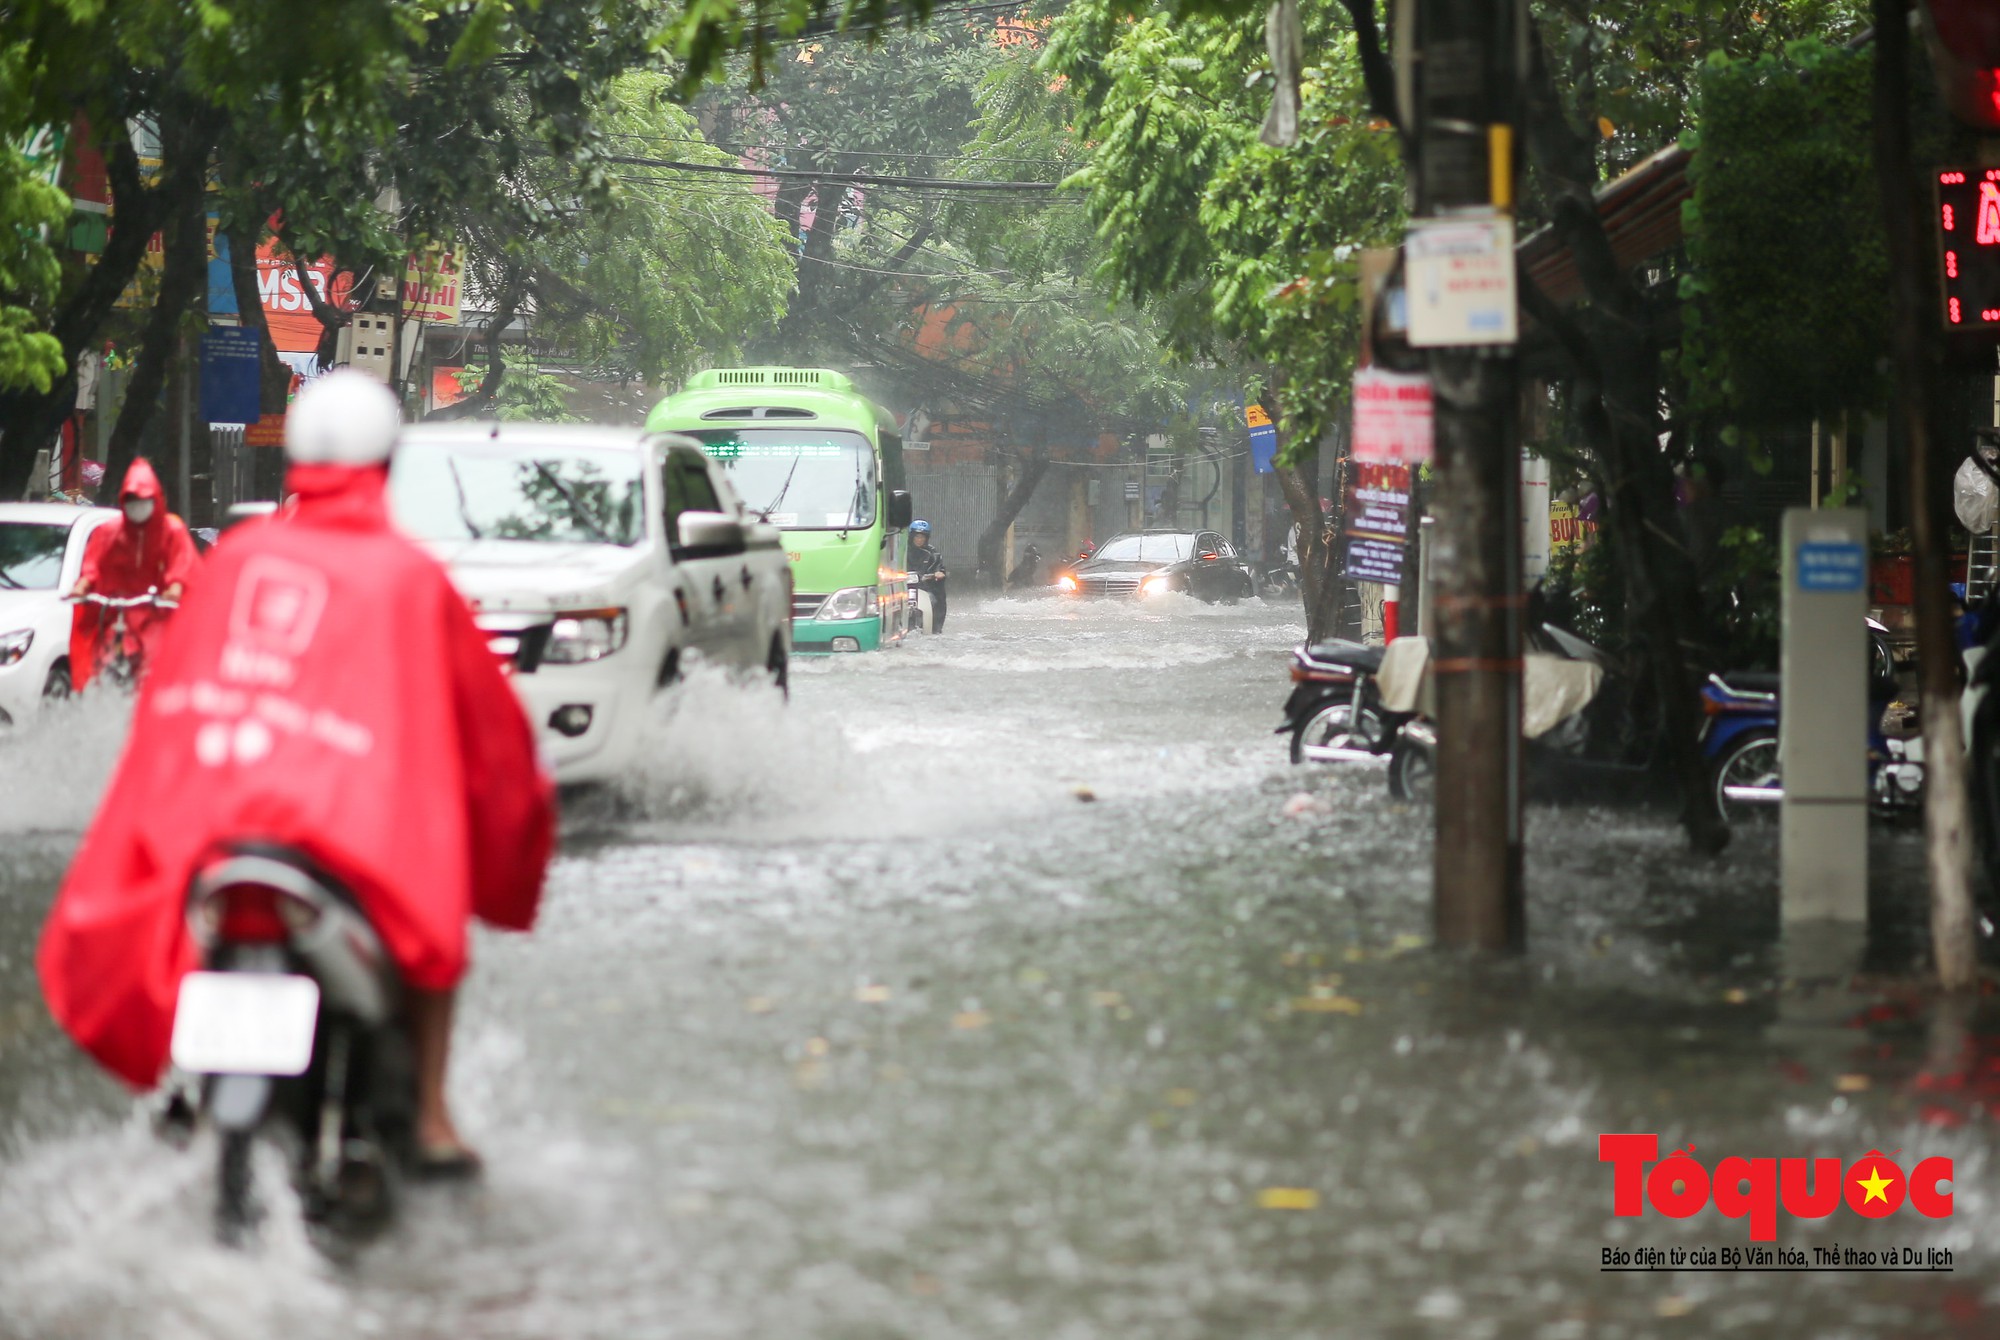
[170,972,321,1076]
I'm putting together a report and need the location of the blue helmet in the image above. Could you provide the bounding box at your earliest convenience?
[910,520,932,534]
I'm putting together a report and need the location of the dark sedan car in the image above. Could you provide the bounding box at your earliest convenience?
[1056,530,1255,602]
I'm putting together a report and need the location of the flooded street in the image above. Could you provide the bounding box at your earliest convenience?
[2,595,1996,1339]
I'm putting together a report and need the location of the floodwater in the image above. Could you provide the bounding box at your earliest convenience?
[1,594,1995,1339]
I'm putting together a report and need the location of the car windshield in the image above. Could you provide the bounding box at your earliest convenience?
[0,521,72,590]
[688,428,876,531]
[1092,533,1195,563]
[390,441,645,546]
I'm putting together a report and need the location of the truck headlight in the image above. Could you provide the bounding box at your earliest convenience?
[0,628,31,667]
[821,586,878,620]
[544,608,628,663]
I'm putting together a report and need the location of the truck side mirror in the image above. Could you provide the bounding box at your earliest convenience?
[677,510,746,557]
[888,490,913,530]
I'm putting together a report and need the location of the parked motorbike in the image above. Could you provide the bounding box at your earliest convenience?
[1257,558,1300,599]
[1379,623,1668,806]
[167,843,414,1247]
[66,588,178,690]
[1277,640,1406,766]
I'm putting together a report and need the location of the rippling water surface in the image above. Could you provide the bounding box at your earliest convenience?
[2,594,1994,1339]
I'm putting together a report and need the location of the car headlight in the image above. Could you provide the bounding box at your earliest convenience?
[1139,574,1171,597]
[544,608,628,664]
[1057,574,1078,592]
[821,586,879,620]
[0,628,31,667]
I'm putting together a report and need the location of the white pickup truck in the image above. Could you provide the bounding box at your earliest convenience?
[389,423,793,782]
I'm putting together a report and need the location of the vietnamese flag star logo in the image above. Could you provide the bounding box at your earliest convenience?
[1857,1164,1896,1205]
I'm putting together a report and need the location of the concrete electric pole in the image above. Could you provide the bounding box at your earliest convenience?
[1406,0,1528,949]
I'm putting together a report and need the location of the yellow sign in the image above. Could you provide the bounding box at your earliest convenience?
[1245,403,1272,429]
[400,243,461,324]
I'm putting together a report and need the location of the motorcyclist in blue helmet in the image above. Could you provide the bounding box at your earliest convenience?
[907,520,948,632]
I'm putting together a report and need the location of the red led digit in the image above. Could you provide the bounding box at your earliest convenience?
[1949,251,1960,277]
[1951,297,1964,323]
[1946,203,1957,230]
[1979,183,2000,244]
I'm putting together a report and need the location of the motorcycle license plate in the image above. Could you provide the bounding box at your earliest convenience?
[170,972,320,1076]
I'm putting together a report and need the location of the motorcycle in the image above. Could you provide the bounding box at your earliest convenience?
[908,574,936,632]
[166,843,414,1246]
[1378,623,1669,806]
[67,588,178,690]
[1277,640,1406,766]
[1699,672,1920,822]
[1257,558,1300,599]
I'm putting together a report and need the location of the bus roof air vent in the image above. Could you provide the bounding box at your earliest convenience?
[685,367,856,394]
[699,406,820,420]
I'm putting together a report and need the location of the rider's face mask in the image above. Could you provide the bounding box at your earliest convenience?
[123,497,156,525]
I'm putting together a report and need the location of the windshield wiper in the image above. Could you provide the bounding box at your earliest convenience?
[760,453,803,520]
[530,460,615,544]
[446,458,484,539]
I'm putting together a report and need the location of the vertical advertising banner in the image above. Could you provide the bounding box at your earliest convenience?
[1340,462,1414,585]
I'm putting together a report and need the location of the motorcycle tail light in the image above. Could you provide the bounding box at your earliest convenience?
[199,886,301,943]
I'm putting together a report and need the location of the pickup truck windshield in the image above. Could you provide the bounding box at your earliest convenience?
[688,428,876,531]
[0,521,71,589]
[390,442,645,546]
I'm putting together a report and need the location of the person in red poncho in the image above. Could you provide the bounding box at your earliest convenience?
[39,370,554,1173]
[68,457,199,690]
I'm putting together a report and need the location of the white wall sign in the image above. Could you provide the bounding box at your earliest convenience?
[1406,214,1518,348]
[1352,366,1434,465]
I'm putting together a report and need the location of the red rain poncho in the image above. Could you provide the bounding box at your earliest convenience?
[70,458,200,690]
[39,462,555,1089]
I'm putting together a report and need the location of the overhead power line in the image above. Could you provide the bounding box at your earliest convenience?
[597,152,1062,193]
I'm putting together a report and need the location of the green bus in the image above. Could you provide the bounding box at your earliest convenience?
[647,367,915,652]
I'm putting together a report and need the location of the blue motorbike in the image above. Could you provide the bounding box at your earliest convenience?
[1699,660,1919,824]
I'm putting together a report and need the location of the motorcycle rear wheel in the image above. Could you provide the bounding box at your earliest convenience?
[1387,740,1434,802]
[216,1130,256,1245]
[1290,702,1385,765]
[1712,729,1781,823]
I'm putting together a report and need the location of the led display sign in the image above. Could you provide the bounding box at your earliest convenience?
[1934,167,2000,330]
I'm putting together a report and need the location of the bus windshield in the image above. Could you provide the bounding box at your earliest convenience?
[689,428,876,531]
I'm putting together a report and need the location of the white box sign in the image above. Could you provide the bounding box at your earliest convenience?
[1406,214,1518,348]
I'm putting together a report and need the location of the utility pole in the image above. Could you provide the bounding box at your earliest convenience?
[1407,0,1526,948]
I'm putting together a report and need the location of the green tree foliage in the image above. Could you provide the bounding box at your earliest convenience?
[449,70,794,397]
[1043,2,1405,457]
[0,47,68,394]
[1679,40,1887,442]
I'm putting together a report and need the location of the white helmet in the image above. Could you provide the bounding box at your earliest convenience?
[285,369,401,466]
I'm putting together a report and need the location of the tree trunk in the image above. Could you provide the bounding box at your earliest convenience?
[977,448,1049,587]
[226,218,295,416]
[423,277,524,422]
[1522,38,1729,855]
[104,132,211,492]
[0,135,166,498]
[1875,0,1977,990]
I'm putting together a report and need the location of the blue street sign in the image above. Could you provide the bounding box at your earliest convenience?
[1796,541,1866,592]
[1249,421,1278,473]
[199,326,263,425]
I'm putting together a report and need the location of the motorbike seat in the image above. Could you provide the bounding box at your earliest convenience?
[1717,670,1780,696]
[1300,641,1385,674]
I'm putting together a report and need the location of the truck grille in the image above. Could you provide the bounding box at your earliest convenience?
[792,592,827,620]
